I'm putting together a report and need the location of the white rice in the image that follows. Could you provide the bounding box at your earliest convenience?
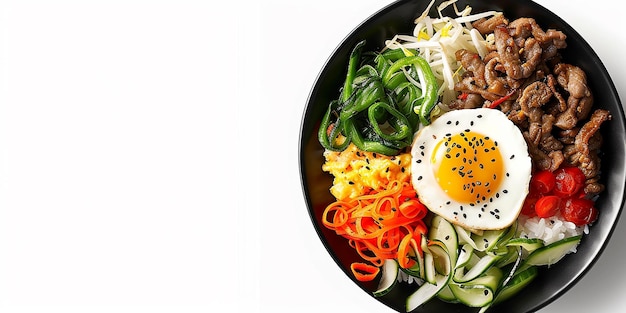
[517,213,588,250]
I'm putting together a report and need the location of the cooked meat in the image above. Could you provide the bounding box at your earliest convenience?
[448,93,484,110]
[494,25,525,80]
[447,14,610,197]
[456,49,486,87]
[519,81,552,113]
[554,64,594,129]
[472,13,508,35]
[574,109,611,172]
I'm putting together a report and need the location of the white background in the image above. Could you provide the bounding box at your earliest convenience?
[0,0,624,313]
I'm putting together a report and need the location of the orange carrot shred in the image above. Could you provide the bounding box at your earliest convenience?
[350,262,380,282]
[322,180,429,278]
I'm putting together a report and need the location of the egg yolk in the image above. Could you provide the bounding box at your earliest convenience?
[431,130,503,204]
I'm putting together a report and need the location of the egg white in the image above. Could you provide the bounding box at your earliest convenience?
[411,108,532,230]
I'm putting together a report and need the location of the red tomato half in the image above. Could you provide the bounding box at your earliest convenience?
[560,197,598,226]
[530,170,556,194]
[535,195,561,218]
[553,167,586,197]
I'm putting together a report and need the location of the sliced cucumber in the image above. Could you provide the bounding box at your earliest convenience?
[451,267,503,308]
[506,237,545,253]
[400,260,421,278]
[373,259,399,297]
[454,253,502,283]
[449,283,495,308]
[405,240,452,312]
[472,227,510,252]
[423,250,437,284]
[429,216,459,264]
[436,285,458,303]
[522,235,581,269]
[406,273,450,312]
[456,243,474,270]
[494,246,519,268]
[495,266,538,304]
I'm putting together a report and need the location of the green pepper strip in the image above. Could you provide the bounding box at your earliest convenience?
[318,100,351,151]
[394,82,422,130]
[367,101,412,142]
[343,118,400,156]
[381,55,438,126]
[339,78,385,121]
[341,40,366,102]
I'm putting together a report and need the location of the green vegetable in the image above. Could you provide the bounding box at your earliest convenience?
[317,40,439,155]
[381,55,438,126]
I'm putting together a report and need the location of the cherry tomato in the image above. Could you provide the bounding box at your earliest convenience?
[560,197,598,226]
[553,166,586,197]
[521,191,541,216]
[534,195,561,218]
[530,170,556,194]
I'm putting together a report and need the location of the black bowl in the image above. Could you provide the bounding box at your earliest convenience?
[299,0,626,312]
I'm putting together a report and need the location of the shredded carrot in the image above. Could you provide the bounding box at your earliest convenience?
[322,180,429,281]
[350,262,380,282]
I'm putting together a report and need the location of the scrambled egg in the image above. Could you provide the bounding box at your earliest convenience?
[322,143,412,201]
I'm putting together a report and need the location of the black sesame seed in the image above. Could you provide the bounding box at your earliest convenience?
[510,155,515,159]
[417,176,423,180]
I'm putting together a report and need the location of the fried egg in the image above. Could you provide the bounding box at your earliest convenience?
[411,108,531,230]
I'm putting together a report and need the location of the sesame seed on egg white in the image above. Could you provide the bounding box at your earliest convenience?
[410,108,532,230]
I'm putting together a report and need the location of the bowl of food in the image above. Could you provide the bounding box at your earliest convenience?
[299,0,626,312]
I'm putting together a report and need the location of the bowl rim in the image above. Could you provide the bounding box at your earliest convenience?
[298,0,626,312]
